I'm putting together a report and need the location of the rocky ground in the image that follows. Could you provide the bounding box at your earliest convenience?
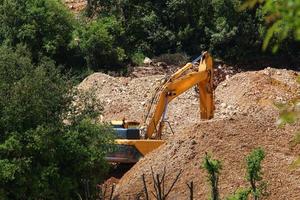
[78,63,300,199]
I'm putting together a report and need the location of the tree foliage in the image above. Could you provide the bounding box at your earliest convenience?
[73,16,126,70]
[0,46,115,199]
[0,0,74,63]
[246,148,266,200]
[202,153,222,200]
[87,0,266,62]
[242,0,300,52]
[226,188,250,200]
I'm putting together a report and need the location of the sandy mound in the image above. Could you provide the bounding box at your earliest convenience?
[78,67,300,199]
[78,68,299,132]
[114,117,300,199]
[110,68,300,199]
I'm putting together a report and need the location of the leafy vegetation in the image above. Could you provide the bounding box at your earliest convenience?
[226,188,251,200]
[73,16,127,70]
[202,153,222,200]
[246,148,266,200]
[87,0,268,62]
[0,0,74,64]
[203,149,266,200]
[0,45,115,199]
[1,0,298,71]
[243,0,300,52]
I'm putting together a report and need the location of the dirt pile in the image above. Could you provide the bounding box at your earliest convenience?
[78,67,299,199]
[114,117,300,200]
[78,67,298,132]
[129,61,239,88]
[215,67,299,119]
[110,68,300,199]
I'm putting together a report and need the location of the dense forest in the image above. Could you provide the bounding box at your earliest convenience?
[0,0,299,199]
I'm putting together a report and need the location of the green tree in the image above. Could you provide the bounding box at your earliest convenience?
[246,148,266,200]
[202,153,222,200]
[73,16,126,70]
[225,148,266,200]
[242,0,300,52]
[87,0,266,62]
[0,0,75,64]
[0,45,115,199]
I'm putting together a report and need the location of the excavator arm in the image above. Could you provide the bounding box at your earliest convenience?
[107,51,214,163]
[145,51,214,139]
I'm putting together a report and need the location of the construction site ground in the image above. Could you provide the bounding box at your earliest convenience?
[78,64,300,199]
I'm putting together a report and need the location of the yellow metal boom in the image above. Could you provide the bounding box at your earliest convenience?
[145,51,214,139]
[108,51,214,163]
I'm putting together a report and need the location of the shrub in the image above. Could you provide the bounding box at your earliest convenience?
[0,46,115,199]
[246,148,266,200]
[226,188,251,200]
[0,0,75,64]
[87,0,267,62]
[131,52,145,66]
[202,153,222,200]
[75,16,126,70]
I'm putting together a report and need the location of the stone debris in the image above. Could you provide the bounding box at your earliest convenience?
[77,65,300,200]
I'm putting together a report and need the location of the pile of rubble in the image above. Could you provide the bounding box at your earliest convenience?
[78,64,299,199]
[130,59,240,88]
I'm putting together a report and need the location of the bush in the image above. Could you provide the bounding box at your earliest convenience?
[202,153,222,200]
[246,148,266,200]
[131,52,145,66]
[88,0,266,62]
[0,0,75,64]
[74,16,126,70]
[0,45,68,132]
[226,188,251,200]
[0,46,115,199]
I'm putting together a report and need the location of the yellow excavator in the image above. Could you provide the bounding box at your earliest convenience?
[106,51,214,163]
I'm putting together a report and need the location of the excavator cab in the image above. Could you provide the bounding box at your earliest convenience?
[111,120,140,139]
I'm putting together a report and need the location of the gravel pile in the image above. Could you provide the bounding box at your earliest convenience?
[78,66,300,199]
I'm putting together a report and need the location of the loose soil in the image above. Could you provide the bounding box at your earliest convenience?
[78,64,300,199]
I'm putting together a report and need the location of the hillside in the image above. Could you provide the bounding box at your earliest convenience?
[78,66,300,199]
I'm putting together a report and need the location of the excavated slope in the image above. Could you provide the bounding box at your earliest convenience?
[114,117,300,200]
[78,67,300,199]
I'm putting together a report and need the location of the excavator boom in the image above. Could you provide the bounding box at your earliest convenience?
[108,51,214,163]
[145,52,214,139]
